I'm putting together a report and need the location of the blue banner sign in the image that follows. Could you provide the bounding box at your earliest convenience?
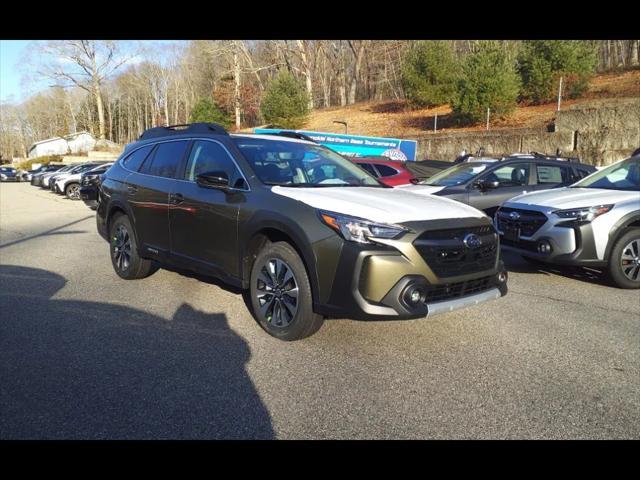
[254,129,418,161]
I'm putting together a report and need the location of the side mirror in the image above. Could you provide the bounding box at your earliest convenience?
[196,171,230,190]
[474,179,499,190]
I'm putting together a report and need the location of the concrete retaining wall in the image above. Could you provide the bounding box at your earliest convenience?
[408,97,640,166]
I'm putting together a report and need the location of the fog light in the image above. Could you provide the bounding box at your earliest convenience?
[497,271,507,283]
[538,240,552,254]
[402,284,427,307]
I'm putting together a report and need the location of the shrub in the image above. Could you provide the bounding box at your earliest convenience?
[15,155,63,171]
[401,41,459,107]
[189,97,233,129]
[260,71,309,129]
[452,43,521,125]
[518,40,597,103]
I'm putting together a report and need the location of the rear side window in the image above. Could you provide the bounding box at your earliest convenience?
[142,141,189,178]
[375,164,399,177]
[573,167,592,180]
[537,164,570,184]
[122,145,153,172]
[358,163,379,177]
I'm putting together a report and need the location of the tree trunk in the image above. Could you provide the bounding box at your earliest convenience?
[234,51,241,130]
[94,81,106,140]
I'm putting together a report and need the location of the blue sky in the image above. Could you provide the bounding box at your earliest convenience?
[0,40,185,103]
[0,40,35,102]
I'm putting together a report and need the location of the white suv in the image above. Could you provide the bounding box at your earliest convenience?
[496,154,640,288]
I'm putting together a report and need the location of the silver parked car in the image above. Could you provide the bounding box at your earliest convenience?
[496,154,640,288]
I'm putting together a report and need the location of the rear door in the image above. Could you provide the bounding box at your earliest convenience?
[126,140,189,259]
[467,162,533,216]
[533,163,573,191]
[168,139,247,278]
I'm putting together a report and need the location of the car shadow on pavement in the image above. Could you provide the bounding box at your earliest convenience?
[0,264,275,439]
[502,251,613,287]
[0,215,94,250]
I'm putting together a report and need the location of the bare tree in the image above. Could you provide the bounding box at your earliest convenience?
[36,40,134,139]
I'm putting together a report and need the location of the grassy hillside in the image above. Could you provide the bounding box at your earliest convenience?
[302,70,640,139]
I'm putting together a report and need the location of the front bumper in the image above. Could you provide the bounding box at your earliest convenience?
[496,209,605,267]
[315,217,508,320]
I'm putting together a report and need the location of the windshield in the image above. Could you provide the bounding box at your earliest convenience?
[571,157,640,191]
[0,167,16,172]
[232,137,382,187]
[421,162,490,186]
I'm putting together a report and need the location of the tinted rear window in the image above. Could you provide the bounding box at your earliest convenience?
[122,145,154,172]
[358,163,379,177]
[142,141,189,178]
[375,164,399,177]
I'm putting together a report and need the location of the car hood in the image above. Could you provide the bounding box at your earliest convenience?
[272,186,485,224]
[395,184,447,195]
[506,187,640,209]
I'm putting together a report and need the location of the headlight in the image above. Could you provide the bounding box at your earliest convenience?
[553,204,613,221]
[319,210,408,244]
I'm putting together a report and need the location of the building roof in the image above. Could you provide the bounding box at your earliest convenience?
[27,131,95,153]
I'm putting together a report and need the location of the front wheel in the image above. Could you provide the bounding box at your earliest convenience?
[249,241,324,341]
[65,182,81,200]
[608,229,640,289]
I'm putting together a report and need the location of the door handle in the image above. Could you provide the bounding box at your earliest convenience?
[170,193,184,205]
[127,186,138,195]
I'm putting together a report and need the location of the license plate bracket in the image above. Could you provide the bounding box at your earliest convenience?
[503,226,520,242]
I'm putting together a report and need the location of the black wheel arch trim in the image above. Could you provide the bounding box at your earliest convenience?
[605,212,640,262]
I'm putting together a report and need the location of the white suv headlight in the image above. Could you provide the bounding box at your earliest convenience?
[319,210,408,244]
[553,204,613,221]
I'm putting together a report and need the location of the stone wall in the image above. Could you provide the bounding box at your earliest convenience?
[409,97,640,166]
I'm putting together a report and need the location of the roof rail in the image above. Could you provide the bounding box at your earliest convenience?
[139,123,228,141]
[256,130,317,143]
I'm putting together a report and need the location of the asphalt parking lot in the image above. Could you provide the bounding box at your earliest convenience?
[1,182,638,439]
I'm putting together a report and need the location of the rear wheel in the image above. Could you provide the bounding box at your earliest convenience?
[109,213,158,280]
[65,182,81,200]
[249,241,324,341]
[608,229,640,289]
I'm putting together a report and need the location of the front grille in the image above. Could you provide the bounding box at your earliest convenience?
[496,207,547,237]
[414,225,498,278]
[425,275,495,303]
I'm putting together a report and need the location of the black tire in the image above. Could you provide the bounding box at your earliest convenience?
[109,213,158,280]
[249,241,324,341]
[65,182,81,200]
[608,228,640,289]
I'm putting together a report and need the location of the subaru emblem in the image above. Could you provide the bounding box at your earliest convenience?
[463,233,482,249]
[509,211,521,220]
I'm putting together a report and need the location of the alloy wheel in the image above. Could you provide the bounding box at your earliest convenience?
[620,239,640,282]
[255,258,299,327]
[67,184,81,200]
[112,225,132,272]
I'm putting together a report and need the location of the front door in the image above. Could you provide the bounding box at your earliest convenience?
[169,139,247,278]
[468,162,533,217]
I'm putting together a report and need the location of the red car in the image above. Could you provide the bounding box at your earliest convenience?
[352,156,417,187]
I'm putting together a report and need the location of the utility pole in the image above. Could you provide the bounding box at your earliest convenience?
[434,113,438,133]
[486,108,490,131]
[557,76,563,112]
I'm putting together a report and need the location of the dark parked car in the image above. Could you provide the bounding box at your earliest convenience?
[28,164,65,185]
[0,166,21,182]
[401,154,597,217]
[80,163,113,209]
[97,123,507,341]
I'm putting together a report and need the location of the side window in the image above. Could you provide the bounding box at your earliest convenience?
[574,167,592,180]
[483,163,530,187]
[143,141,189,179]
[184,140,245,188]
[537,164,569,184]
[122,145,153,172]
[375,164,399,177]
[359,163,379,177]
